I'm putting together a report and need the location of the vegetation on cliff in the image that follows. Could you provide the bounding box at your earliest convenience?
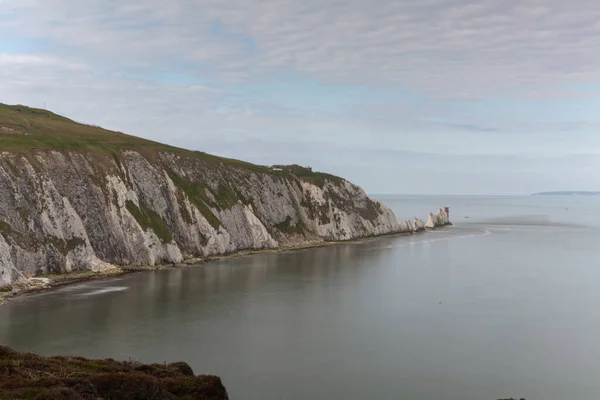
[0,103,341,182]
[0,346,228,399]
[0,102,404,290]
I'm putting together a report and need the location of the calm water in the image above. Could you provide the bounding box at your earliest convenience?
[1,195,600,399]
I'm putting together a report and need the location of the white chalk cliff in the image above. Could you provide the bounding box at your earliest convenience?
[0,104,450,288]
[425,209,450,229]
[0,149,419,287]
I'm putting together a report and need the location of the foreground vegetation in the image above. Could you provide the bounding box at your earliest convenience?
[0,346,229,399]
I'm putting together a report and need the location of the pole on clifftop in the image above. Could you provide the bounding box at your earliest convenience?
[445,207,450,219]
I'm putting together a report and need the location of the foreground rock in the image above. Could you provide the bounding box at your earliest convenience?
[0,346,228,400]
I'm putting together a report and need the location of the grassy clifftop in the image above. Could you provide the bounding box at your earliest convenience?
[0,103,342,184]
[0,103,174,154]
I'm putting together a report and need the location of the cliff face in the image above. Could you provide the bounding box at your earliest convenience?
[0,104,451,288]
[0,148,402,286]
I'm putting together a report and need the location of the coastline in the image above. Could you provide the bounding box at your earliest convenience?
[0,223,451,305]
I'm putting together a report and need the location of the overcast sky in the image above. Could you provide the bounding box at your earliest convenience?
[2,0,600,194]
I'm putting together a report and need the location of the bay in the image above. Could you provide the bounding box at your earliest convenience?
[1,195,599,399]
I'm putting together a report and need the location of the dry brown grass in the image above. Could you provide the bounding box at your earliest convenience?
[0,346,229,399]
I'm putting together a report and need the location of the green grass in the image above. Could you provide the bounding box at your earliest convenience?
[165,170,221,229]
[215,184,241,209]
[272,164,344,186]
[300,196,332,225]
[274,216,305,235]
[0,221,18,239]
[16,207,30,222]
[46,237,86,256]
[3,159,20,177]
[0,103,175,155]
[0,103,344,185]
[125,200,173,243]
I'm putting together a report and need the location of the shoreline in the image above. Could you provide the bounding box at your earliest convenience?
[0,224,451,305]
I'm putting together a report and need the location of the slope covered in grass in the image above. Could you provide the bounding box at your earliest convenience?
[0,103,341,182]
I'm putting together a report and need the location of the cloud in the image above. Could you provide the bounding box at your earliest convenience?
[2,0,600,193]
[197,136,600,194]
[0,53,84,69]
[4,0,600,95]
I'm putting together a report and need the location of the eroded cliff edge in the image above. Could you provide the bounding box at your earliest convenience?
[0,104,449,288]
[0,149,406,286]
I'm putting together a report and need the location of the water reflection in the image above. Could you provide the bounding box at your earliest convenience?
[0,236,393,356]
[1,218,599,400]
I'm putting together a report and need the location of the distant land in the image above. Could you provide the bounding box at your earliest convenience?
[532,191,600,196]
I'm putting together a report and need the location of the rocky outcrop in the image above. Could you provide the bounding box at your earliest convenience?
[413,217,426,232]
[425,208,450,229]
[0,150,409,286]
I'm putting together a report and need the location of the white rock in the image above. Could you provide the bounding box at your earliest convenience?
[413,217,425,232]
[425,209,450,229]
[0,235,16,287]
[0,150,416,285]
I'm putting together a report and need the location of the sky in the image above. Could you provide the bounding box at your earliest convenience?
[2,0,600,194]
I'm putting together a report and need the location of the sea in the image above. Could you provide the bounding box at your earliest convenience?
[1,194,599,400]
